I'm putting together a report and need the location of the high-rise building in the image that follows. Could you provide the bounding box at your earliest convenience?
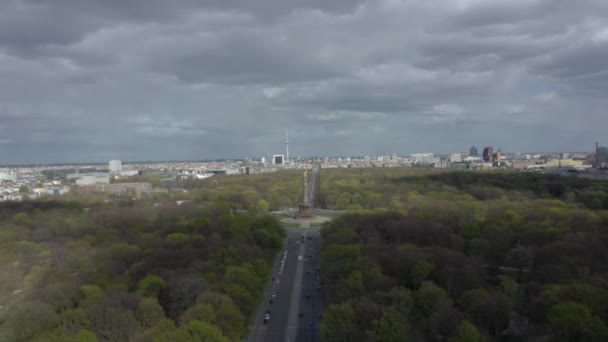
[493,152,501,164]
[109,160,122,172]
[272,155,284,165]
[482,147,494,162]
[469,146,478,157]
[598,145,608,166]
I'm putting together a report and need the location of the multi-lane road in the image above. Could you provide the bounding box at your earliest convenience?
[246,225,322,342]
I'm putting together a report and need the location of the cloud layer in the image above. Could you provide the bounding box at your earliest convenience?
[1,0,606,163]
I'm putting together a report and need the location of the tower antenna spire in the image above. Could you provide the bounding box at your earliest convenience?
[285,128,289,163]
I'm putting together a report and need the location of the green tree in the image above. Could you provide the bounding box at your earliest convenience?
[321,302,358,341]
[135,298,166,328]
[257,199,269,213]
[449,320,483,342]
[336,192,352,209]
[548,301,608,341]
[223,284,254,313]
[136,274,167,298]
[79,285,104,307]
[384,287,414,317]
[13,212,32,226]
[182,320,229,342]
[165,233,189,247]
[372,308,408,342]
[1,301,59,342]
[58,308,90,335]
[225,264,263,294]
[411,260,435,289]
[215,300,245,340]
[413,281,450,320]
[195,291,245,339]
[542,283,608,322]
[458,289,490,311]
[389,197,403,212]
[179,303,216,326]
[74,330,98,342]
[85,304,137,342]
[136,319,177,342]
[345,270,364,297]
[32,328,99,342]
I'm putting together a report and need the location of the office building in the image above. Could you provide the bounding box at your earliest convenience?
[451,153,470,163]
[483,146,494,162]
[74,173,110,186]
[273,155,285,165]
[596,142,608,167]
[410,153,435,163]
[469,146,478,157]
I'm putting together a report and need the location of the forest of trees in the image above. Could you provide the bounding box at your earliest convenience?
[4,168,608,341]
[319,168,608,212]
[320,169,608,341]
[0,199,284,341]
[176,170,304,211]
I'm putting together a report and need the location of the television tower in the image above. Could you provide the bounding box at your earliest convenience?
[285,128,289,163]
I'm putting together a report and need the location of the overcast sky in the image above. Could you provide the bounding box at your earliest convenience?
[1,0,607,164]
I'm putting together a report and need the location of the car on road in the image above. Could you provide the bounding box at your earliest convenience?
[263,310,271,324]
[271,292,276,299]
[299,312,304,317]
[305,292,311,299]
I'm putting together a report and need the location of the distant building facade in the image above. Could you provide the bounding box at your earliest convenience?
[598,146,608,166]
[469,146,478,157]
[273,155,285,165]
[109,160,122,172]
[483,146,494,162]
[410,153,434,163]
[451,153,468,163]
[0,171,17,182]
[74,173,110,186]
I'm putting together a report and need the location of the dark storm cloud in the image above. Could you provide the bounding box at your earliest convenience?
[0,0,607,163]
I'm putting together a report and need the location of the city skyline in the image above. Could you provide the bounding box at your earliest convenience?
[1,1,607,164]
[0,146,601,168]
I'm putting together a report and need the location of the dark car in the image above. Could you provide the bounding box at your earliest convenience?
[263,311,271,324]
[299,312,304,317]
[305,292,311,299]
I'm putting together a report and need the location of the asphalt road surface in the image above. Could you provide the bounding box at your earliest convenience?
[295,227,322,342]
[245,226,322,342]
